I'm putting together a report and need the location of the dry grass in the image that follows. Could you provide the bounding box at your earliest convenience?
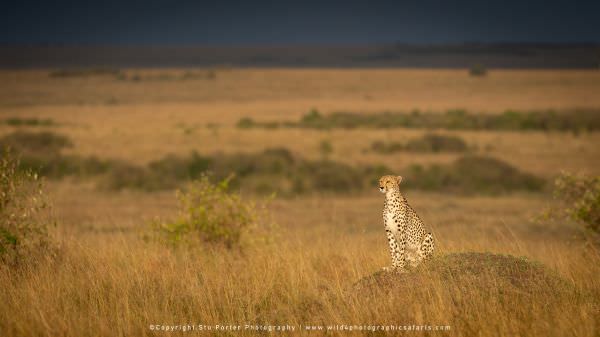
[2,69,600,177]
[1,188,599,337]
[0,68,599,336]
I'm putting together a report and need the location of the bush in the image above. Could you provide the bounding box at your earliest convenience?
[211,148,294,178]
[3,117,55,127]
[405,133,468,152]
[0,131,116,179]
[152,152,211,179]
[302,108,323,124]
[318,140,333,158]
[101,153,211,191]
[371,134,468,154]
[299,160,365,193]
[0,131,135,182]
[154,174,268,249]
[452,156,544,193]
[0,150,51,266]
[236,117,281,129]
[102,149,297,193]
[469,64,488,76]
[552,172,600,234]
[236,117,256,129]
[100,162,154,190]
[0,131,72,156]
[0,131,101,178]
[370,140,404,154]
[404,155,545,194]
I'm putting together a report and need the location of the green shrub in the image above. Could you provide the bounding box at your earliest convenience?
[154,174,268,249]
[370,141,404,154]
[236,117,281,129]
[404,156,545,194]
[452,156,544,193]
[20,155,112,179]
[0,131,116,179]
[302,108,323,124]
[3,117,55,127]
[299,160,364,193]
[371,134,468,154]
[0,131,90,178]
[0,131,72,156]
[319,140,333,158]
[101,153,211,191]
[552,173,600,234]
[236,117,256,129]
[149,152,211,182]
[405,133,468,152]
[469,64,488,76]
[0,131,136,182]
[100,162,154,191]
[102,149,296,192]
[211,148,294,178]
[0,150,51,266]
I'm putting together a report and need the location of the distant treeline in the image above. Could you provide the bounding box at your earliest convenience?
[1,44,599,68]
[238,109,600,132]
[1,131,545,195]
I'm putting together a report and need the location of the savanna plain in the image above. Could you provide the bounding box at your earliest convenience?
[1,68,599,336]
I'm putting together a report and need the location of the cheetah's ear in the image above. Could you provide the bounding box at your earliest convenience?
[396,176,403,184]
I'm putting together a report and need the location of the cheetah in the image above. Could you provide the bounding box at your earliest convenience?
[378,175,435,271]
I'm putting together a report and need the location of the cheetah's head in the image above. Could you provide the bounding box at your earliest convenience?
[378,175,403,194]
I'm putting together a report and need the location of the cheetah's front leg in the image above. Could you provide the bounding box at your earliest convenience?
[383,229,405,272]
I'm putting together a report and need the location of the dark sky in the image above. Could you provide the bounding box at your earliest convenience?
[1,0,599,45]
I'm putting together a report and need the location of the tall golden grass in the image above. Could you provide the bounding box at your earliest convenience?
[1,188,598,337]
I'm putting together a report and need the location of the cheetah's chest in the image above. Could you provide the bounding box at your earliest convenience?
[384,207,404,234]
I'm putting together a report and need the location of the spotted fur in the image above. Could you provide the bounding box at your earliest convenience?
[379,175,435,271]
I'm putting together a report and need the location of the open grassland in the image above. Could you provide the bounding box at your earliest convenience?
[1,69,600,178]
[0,68,599,336]
[1,186,599,337]
[2,68,600,109]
